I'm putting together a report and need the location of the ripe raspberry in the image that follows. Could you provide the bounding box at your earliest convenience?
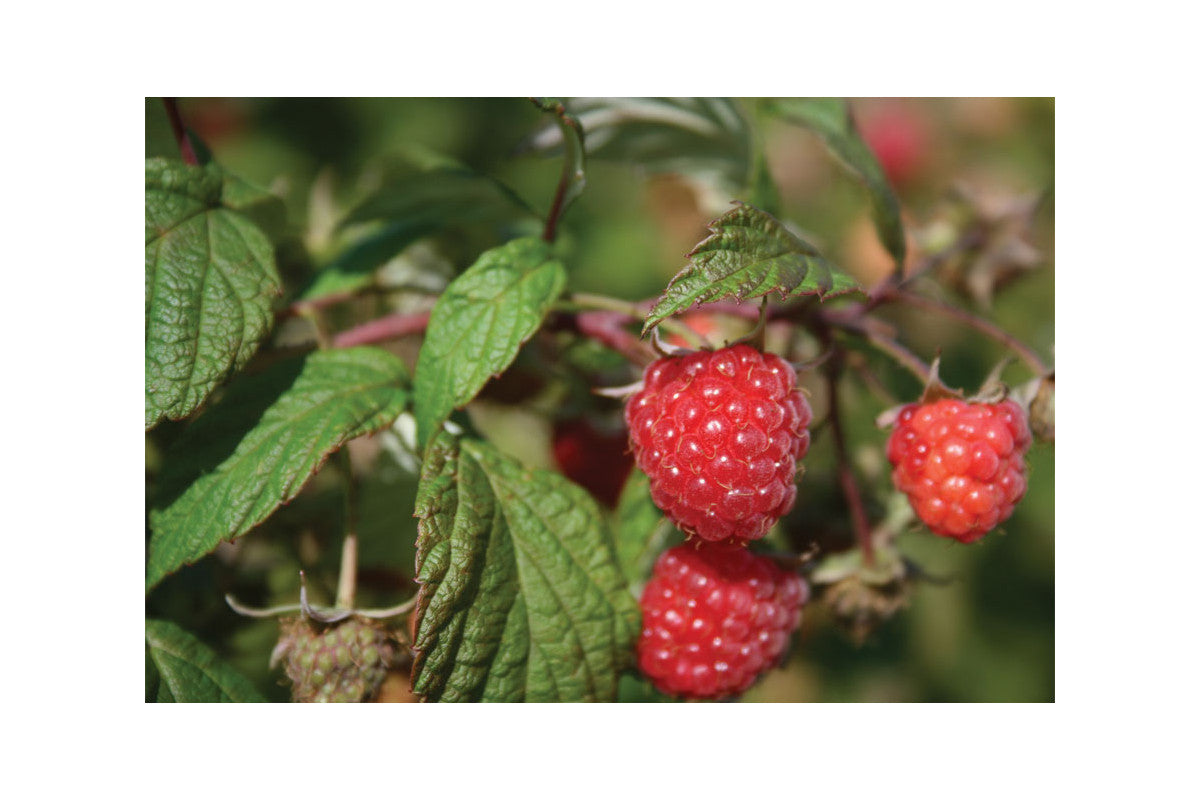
[273,615,399,703]
[886,397,1032,543]
[625,344,811,542]
[638,543,806,699]
[860,104,930,186]
[551,418,634,508]
[666,312,721,347]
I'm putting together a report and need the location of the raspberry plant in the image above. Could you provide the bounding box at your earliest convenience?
[145,97,1054,702]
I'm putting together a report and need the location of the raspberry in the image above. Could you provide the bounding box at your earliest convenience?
[886,397,1032,543]
[860,104,930,186]
[625,344,811,542]
[666,312,721,347]
[273,615,400,703]
[637,543,806,699]
[551,418,634,508]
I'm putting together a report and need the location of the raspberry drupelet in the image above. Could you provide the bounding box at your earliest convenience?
[886,397,1032,543]
[625,344,811,543]
[638,542,807,699]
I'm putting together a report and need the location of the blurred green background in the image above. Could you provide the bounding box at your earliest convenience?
[145,97,1053,702]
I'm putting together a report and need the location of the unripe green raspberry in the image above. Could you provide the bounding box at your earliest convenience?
[273,615,401,703]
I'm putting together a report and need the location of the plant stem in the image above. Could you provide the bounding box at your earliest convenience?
[820,310,931,383]
[885,289,1050,375]
[541,104,583,244]
[575,311,654,365]
[543,169,570,243]
[825,361,875,566]
[335,449,359,610]
[559,293,707,348]
[162,98,199,166]
[332,311,431,348]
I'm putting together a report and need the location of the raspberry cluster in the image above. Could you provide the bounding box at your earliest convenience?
[274,616,398,703]
[886,397,1032,543]
[625,344,811,543]
[638,543,806,699]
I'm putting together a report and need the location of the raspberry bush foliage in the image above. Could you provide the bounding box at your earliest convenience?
[145,98,1054,702]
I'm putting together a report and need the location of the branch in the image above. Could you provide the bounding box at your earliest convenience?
[162,98,199,166]
[332,311,431,348]
[820,309,931,383]
[825,359,875,566]
[574,311,654,365]
[884,288,1050,376]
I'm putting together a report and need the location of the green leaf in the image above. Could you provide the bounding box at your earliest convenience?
[532,98,587,226]
[341,165,534,229]
[618,672,679,703]
[614,470,680,591]
[643,202,862,333]
[145,158,283,429]
[764,98,907,270]
[145,619,265,702]
[412,435,640,702]
[413,237,566,449]
[147,348,410,591]
[220,171,289,240]
[300,220,437,302]
[525,97,751,191]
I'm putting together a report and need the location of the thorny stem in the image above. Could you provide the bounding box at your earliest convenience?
[825,358,875,567]
[162,98,199,166]
[884,288,1050,376]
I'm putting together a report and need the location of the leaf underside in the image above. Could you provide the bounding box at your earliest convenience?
[643,202,861,332]
[411,434,640,702]
[146,347,410,591]
[145,158,283,429]
[145,619,265,702]
[413,237,566,449]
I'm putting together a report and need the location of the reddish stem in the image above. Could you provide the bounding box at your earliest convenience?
[825,363,875,566]
[542,172,569,243]
[332,311,431,348]
[162,98,199,166]
[883,288,1050,375]
[575,311,653,365]
[819,308,931,383]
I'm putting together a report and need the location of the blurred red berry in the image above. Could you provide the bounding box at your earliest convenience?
[552,418,634,508]
[860,105,930,187]
[666,312,721,347]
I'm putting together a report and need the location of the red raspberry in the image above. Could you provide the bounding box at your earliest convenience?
[859,104,930,187]
[625,344,811,542]
[886,397,1032,543]
[551,418,634,508]
[666,311,720,347]
[638,542,806,699]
